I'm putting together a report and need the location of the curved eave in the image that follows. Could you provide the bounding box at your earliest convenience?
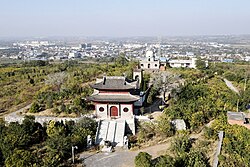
[87,94,140,103]
[91,87,134,91]
[90,85,135,90]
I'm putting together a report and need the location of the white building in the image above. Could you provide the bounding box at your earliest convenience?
[168,58,197,69]
[68,52,81,59]
[140,50,160,70]
[245,56,250,62]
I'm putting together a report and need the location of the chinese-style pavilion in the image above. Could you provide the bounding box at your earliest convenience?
[88,76,140,119]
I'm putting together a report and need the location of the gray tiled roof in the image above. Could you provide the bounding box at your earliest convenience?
[90,76,136,90]
[87,94,140,102]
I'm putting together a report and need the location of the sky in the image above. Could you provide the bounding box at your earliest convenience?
[0,0,250,37]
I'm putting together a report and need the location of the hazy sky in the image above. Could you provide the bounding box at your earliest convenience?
[0,0,250,37]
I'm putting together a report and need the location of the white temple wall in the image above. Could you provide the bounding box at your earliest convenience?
[96,104,108,119]
[120,104,133,119]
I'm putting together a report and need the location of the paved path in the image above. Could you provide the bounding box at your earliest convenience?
[80,141,172,167]
[144,98,162,114]
[3,104,32,123]
[223,78,240,95]
[4,103,84,125]
[213,131,224,167]
[80,150,137,167]
[190,120,214,139]
[7,104,32,116]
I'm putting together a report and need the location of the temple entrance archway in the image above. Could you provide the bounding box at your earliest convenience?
[110,106,118,117]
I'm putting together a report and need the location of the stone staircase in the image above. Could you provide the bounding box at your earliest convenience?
[106,121,116,142]
[95,120,126,147]
[115,120,125,146]
[96,120,109,145]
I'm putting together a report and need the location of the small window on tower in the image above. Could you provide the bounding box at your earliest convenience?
[99,107,104,112]
[123,107,129,112]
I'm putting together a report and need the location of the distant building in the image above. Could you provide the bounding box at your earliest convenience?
[221,58,234,63]
[80,43,92,50]
[68,52,81,59]
[168,58,197,69]
[15,41,54,47]
[245,56,250,62]
[227,111,250,129]
[139,50,167,71]
[140,50,159,70]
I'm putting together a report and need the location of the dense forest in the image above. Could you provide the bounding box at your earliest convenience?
[0,116,96,166]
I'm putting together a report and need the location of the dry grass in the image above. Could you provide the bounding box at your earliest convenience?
[21,108,78,118]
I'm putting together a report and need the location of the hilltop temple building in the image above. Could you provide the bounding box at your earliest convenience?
[88,76,140,120]
[87,72,147,147]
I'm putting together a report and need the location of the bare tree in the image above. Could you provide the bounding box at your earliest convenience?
[45,72,67,92]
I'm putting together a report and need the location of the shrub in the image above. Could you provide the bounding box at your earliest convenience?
[154,155,174,167]
[29,102,40,113]
[134,152,152,167]
[172,134,192,156]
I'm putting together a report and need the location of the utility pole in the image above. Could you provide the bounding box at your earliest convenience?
[72,146,78,164]
[244,78,247,92]
[237,99,239,112]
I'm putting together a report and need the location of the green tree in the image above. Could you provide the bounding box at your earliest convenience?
[74,97,86,109]
[115,54,128,66]
[134,152,152,167]
[141,73,150,91]
[45,95,53,109]
[147,87,158,105]
[44,135,71,166]
[71,127,92,148]
[29,102,40,113]
[22,115,36,135]
[66,118,97,148]
[5,149,35,167]
[0,122,30,158]
[46,121,66,138]
[29,78,35,85]
[76,117,97,134]
[186,150,209,167]
[137,122,156,143]
[196,58,206,70]
[22,115,44,144]
[172,134,191,156]
[155,155,174,167]
[156,114,175,137]
[58,103,66,113]
[190,111,206,131]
